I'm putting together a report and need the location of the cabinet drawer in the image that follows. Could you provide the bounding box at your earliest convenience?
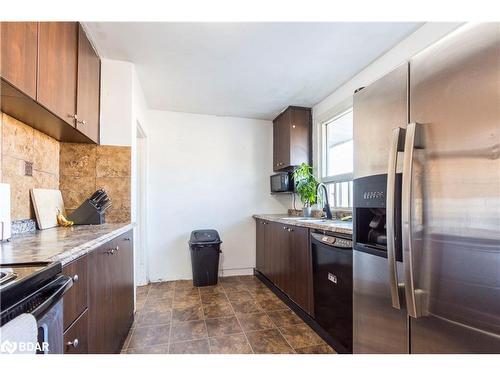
[64,310,88,354]
[62,255,88,330]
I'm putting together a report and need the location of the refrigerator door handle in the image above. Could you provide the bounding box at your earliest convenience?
[402,122,424,318]
[387,127,405,309]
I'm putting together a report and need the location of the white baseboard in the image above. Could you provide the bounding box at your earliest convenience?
[147,267,255,283]
[219,267,254,277]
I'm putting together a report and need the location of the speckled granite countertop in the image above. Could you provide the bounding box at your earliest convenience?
[0,223,134,266]
[253,214,352,236]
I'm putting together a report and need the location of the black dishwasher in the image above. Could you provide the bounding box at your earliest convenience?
[311,231,353,353]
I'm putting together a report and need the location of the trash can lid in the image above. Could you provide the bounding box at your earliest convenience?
[189,229,221,245]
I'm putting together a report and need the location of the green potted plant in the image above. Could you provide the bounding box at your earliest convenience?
[292,163,318,217]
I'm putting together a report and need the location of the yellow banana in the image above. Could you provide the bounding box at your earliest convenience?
[57,209,74,227]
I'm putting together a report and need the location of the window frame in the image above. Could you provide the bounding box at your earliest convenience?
[319,107,354,210]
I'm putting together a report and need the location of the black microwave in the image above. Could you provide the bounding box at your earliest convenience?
[270,172,294,193]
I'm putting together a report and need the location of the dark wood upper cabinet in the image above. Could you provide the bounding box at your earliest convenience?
[1,22,100,143]
[37,22,78,127]
[273,106,312,171]
[0,22,38,99]
[76,24,100,143]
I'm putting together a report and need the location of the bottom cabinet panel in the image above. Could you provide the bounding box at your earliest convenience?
[255,222,313,315]
[111,232,134,352]
[88,230,134,354]
[64,310,88,354]
[88,243,113,353]
[62,255,88,330]
[256,219,266,273]
[289,226,313,314]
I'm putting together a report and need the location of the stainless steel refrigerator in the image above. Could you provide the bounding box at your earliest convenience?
[352,23,500,354]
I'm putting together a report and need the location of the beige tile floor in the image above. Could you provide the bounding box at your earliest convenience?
[121,275,336,354]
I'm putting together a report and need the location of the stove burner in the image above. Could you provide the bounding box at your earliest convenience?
[0,269,17,285]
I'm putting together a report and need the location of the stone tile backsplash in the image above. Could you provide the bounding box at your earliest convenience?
[60,143,131,223]
[1,113,60,220]
[1,112,131,224]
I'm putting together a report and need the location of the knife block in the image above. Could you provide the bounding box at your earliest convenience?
[67,199,105,225]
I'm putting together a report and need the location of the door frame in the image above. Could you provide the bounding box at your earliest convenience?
[135,121,149,286]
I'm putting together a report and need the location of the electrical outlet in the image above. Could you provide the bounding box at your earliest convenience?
[24,161,33,176]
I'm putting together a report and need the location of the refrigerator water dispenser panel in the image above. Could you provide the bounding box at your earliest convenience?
[353,174,402,260]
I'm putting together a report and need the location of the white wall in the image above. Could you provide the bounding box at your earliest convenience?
[147,110,292,281]
[99,59,134,146]
[99,58,151,285]
[311,22,464,175]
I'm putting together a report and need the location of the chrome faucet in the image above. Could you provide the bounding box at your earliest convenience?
[317,183,333,220]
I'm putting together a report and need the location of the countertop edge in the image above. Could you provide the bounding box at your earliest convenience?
[50,223,135,266]
[253,214,353,236]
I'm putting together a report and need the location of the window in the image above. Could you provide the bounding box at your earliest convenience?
[321,109,353,209]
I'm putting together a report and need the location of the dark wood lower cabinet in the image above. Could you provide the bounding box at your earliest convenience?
[87,229,134,354]
[110,233,134,350]
[62,255,88,330]
[288,225,313,314]
[88,241,113,353]
[256,219,266,273]
[255,220,313,315]
[64,310,88,354]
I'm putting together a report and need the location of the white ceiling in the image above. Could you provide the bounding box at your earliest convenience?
[85,22,421,120]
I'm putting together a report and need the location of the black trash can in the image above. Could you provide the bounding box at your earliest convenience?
[188,229,222,287]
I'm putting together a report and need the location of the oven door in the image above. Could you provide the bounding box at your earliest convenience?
[1,275,73,354]
[37,300,63,354]
[32,275,72,354]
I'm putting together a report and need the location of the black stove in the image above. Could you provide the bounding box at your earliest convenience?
[0,261,73,354]
[0,262,65,325]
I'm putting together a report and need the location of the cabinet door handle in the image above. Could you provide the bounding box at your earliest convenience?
[123,237,131,241]
[68,114,78,120]
[77,119,87,126]
[107,246,119,255]
[66,338,79,348]
[72,274,79,283]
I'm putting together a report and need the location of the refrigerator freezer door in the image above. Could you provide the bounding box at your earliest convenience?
[353,63,409,179]
[353,251,408,353]
[409,23,500,353]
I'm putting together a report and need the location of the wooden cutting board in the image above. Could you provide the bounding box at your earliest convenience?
[30,188,66,229]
